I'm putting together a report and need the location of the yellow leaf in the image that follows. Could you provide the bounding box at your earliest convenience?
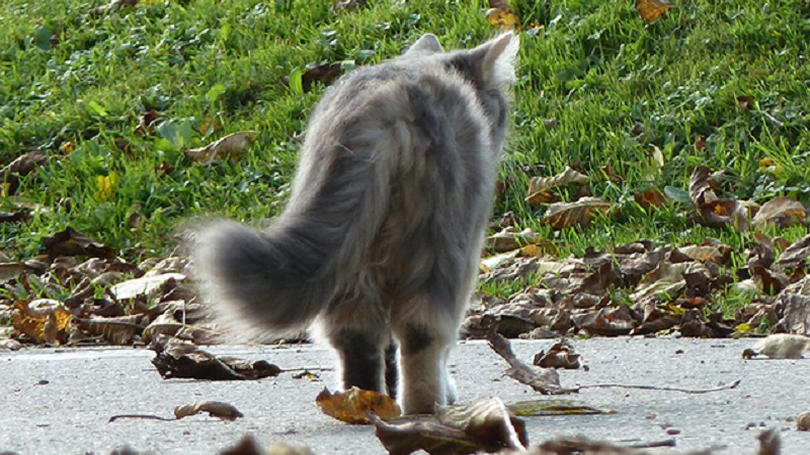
[486,1,520,30]
[636,0,673,22]
[96,171,120,201]
[316,387,401,425]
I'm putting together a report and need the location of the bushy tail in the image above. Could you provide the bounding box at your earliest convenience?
[194,146,388,337]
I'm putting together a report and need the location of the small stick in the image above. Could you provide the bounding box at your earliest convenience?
[579,379,740,394]
[109,414,176,422]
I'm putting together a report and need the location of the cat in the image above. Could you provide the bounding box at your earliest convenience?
[194,32,518,414]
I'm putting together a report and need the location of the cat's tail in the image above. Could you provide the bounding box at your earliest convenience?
[193,143,389,337]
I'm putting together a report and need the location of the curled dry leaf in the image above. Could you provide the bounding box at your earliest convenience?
[525,166,588,207]
[543,197,611,230]
[316,387,401,424]
[184,131,256,163]
[369,413,480,455]
[486,0,520,31]
[636,0,673,21]
[797,412,810,431]
[43,226,116,261]
[484,227,539,253]
[1,150,48,196]
[688,166,749,231]
[109,272,186,300]
[77,316,143,345]
[486,330,576,395]
[752,196,807,229]
[11,300,73,345]
[283,63,343,93]
[150,335,281,380]
[436,398,528,451]
[174,400,244,421]
[331,0,365,14]
[777,233,810,270]
[633,189,666,211]
[532,339,581,369]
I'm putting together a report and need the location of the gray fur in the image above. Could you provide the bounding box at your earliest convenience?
[195,33,518,414]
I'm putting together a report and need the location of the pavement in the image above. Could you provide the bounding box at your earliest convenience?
[2,337,809,454]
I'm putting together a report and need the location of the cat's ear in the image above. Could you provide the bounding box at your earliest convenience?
[404,34,444,56]
[475,32,519,86]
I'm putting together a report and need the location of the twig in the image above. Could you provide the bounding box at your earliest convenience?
[579,379,740,394]
[281,366,334,372]
[109,414,176,422]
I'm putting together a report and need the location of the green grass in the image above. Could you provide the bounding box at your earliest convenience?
[1,1,809,275]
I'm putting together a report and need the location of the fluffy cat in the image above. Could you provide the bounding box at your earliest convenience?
[194,32,518,414]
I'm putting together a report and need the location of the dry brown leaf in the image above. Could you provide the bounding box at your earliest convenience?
[2,151,48,196]
[436,398,528,451]
[11,300,73,344]
[752,196,807,229]
[777,233,810,270]
[174,401,243,421]
[486,0,520,30]
[149,335,281,380]
[689,166,749,231]
[532,339,581,369]
[43,226,116,260]
[486,331,576,395]
[316,387,401,424]
[543,197,611,230]
[633,188,666,211]
[331,0,365,13]
[369,413,480,455]
[484,227,540,253]
[776,293,810,335]
[636,0,673,21]
[77,316,142,344]
[572,306,636,336]
[797,412,810,431]
[0,262,28,283]
[135,109,161,135]
[507,399,614,417]
[109,272,186,300]
[525,167,588,207]
[282,63,343,93]
[184,131,256,163]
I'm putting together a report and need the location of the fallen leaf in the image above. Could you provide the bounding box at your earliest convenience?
[525,167,588,207]
[316,387,401,424]
[634,189,666,211]
[777,233,810,270]
[331,0,366,13]
[283,63,343,93]
[369,413,480,455]
[532,339,581,369]
[486,0,520,30]
[757,428,780,455]
[174,401,243,421]
[1,151,48,196]
[43,226,116,260]
[484,227,539,253]
[436,398,528,451]
[109,272,186,300]
[486,331,576,395]
[184,131,256,163]
[776,293,810,336]
[135,109,161,135]
[150,335,281,380]
[695,135,706,151]
[11,300,73,345]
[752,196,807,229]
[636,0,673,21]
[689,166,749,231]
[737,95,754,111]
[797,412,810,431]
[543,197,611,230]
[507,399,615,416]
[77,316,143,344]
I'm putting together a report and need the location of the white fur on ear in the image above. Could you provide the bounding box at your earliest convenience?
[484,32,519,87]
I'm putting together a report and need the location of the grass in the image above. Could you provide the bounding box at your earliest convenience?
[1,0,809,303]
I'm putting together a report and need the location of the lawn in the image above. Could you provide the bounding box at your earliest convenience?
[2,0,809,314]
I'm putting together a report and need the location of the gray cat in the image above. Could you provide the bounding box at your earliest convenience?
[194,32,518,414]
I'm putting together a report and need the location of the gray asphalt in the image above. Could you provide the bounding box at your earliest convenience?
[2,337,809,454]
